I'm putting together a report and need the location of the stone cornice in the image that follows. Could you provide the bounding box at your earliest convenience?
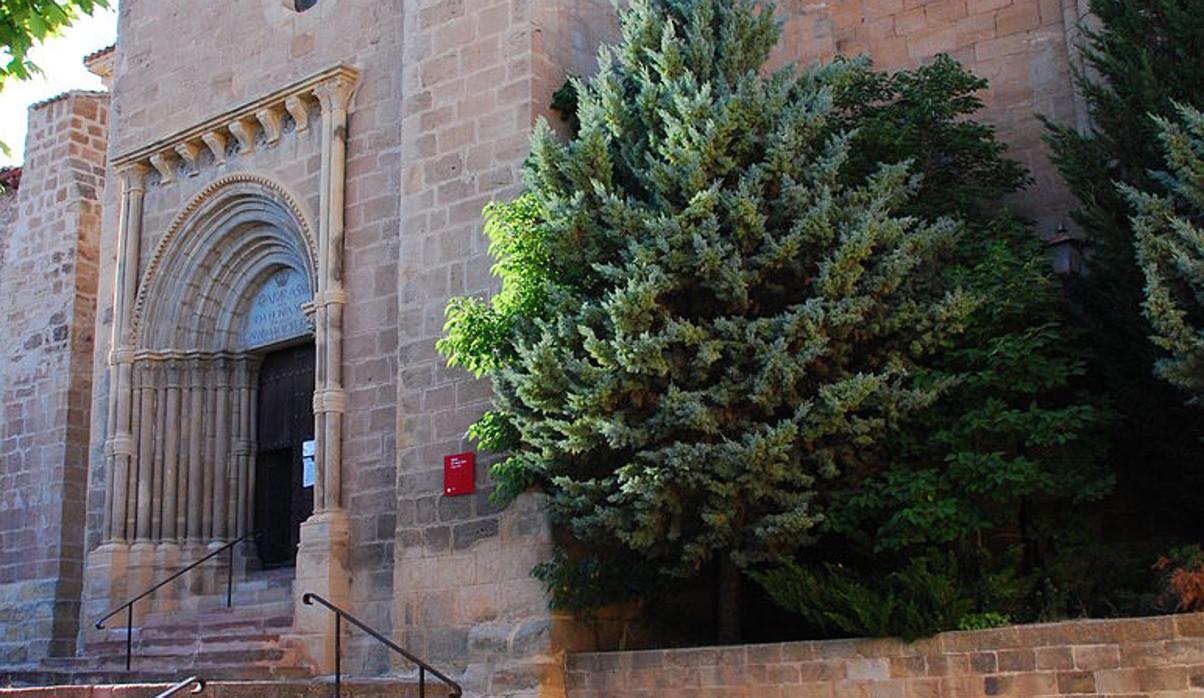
[111,64,361,183]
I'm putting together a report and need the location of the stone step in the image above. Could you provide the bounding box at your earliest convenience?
[0,678,452,697]
[140,600,293,626]
[42,649,296,676]
[0,664,375,688]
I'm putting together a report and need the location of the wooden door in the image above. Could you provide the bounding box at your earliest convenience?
[254,342,315,568]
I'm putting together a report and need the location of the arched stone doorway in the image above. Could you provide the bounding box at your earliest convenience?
[89,67,359,669]
[102,175,320,594]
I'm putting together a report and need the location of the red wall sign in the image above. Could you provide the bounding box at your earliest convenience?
[443,452,475,496]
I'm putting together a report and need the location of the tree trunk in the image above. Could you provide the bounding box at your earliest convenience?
[717,552,742,644]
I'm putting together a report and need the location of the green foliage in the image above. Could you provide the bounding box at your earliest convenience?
[0,0,110,157]
[958,612,1010,632]
[1044,0,1204,516]
[438,196,553,378]
[550,77,581,136]
[441,0,973,610]
[1126,104,1204,398]
[829,53,1029,222]
[532,548,666,617]
[751,54,1110,638]
[750,556,981,641]
[0,1,108,87]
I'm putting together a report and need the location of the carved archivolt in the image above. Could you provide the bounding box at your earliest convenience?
[130,174,318,351]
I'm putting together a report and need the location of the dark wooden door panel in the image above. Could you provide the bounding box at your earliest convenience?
[254,342,315,567]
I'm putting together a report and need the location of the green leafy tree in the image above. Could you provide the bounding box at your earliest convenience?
[1126,104,1204,398]
[750,56,1112,638]
[0,0,109,159]
[1044,0,1204,517]
[439,0,975,642]
[0,0,108,87]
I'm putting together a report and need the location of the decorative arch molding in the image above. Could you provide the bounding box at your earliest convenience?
[131,174,318,351]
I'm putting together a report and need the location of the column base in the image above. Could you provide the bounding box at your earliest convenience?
[81,541,130,639]
[152,542,183,614]
[127,541,157,623]
[180,541,209,601]
[288,509,351,673]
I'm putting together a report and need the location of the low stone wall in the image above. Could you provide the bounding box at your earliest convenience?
[566,613,1204,697]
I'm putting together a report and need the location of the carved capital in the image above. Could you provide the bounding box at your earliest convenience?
[312,73,359,116]
[109,346,136,365]
[227,117,257,154]
[165,359,184,387]
[256,107,284,146]
[284,94,312,133]
[201,131,229,165]
[119,162,151,193]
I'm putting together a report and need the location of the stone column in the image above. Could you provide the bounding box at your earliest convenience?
[202,365,218,540]
[175,359,190,542]
[186,359,205,544]
[183,358,207,595]
[293,69,359,673]
[87,163,148,616]
[157,359,183,610]
[130,361,158,614]
[212,358,230,544]
[247,367,259,537]
[234,357,251,538]
[163,359,182,542]
[150,362,166,541]
[86,162,148,620]
[135,363,156,543]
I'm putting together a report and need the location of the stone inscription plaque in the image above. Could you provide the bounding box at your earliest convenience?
[242,268,312,349]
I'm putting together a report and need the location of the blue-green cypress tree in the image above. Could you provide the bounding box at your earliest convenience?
[439,0,973,641]
[1127,105,1204,398]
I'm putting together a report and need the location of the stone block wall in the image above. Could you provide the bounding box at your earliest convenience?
[767,0,1087,234]
[392,1,615,695]
[567,613,1204,697]
[0,92,108,664]
[0,179,18,278]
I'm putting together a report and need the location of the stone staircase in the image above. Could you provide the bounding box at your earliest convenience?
[0,569,310,687]
[0,569,457,696]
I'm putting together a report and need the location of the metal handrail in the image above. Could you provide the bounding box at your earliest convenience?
[302,592,463,698]
[154,676,205,697]
[94,532,257,670]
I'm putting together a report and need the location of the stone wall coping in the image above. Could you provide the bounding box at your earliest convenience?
[569,612,1204,666]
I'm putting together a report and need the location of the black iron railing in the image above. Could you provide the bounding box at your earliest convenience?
[94,533,257,670]
[154,676,205,697]
[302,592,462,698]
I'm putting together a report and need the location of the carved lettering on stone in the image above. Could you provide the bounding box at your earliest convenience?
[241,268,313,350]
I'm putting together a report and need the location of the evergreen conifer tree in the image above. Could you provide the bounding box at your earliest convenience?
[751,56,1112,639]
[1127,105,1204,398]
[1044,0,1204,516]
[439,0,973,641]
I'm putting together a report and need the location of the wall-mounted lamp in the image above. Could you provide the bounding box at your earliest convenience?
[1047,223,1087,276]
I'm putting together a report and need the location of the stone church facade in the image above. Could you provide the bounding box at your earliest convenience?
[0,1,1091,695]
